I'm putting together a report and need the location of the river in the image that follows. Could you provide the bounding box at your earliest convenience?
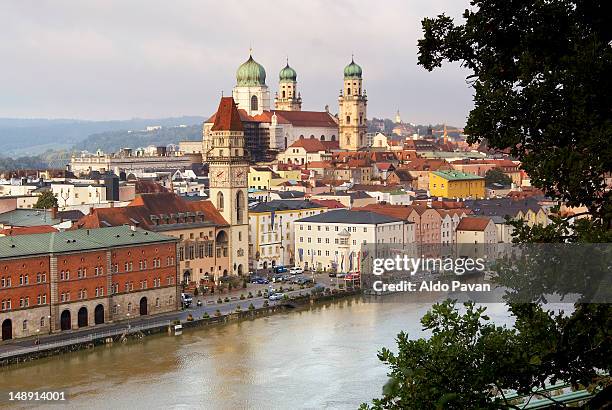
[0,297,514,409]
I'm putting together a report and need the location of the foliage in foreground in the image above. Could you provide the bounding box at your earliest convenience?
[364,0,611,407]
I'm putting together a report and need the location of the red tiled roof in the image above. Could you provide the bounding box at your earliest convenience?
[0,225,58,236]
[307,161,333,169]
[273,110,338,128]
[354,203,415,220]
[289,138,332,153]
[457,217,492,231]
[210,97,244,131]
[400,159,451,172]
[74,192,228,229]
[309,199,346,209]
[376,162,394,171]
[134,180,169,194]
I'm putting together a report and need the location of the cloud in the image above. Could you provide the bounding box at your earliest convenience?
[0,0,472,126]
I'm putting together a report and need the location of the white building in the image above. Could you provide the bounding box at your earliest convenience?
[294,209,415,272]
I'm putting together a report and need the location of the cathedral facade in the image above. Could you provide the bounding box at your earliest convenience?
[202,53,367,162]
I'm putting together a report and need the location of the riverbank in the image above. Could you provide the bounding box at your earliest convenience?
[0,289,360,367]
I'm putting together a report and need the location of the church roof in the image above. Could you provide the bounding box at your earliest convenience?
[210,97,244,132]
[273,110,338,128]
[236,55,266,86]
[289,137,339,152]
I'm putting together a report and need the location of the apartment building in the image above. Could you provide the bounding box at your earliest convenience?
[294,209,414,273]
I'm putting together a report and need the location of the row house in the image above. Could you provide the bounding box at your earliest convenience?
[248,200,328,270]
[0,226,178,341]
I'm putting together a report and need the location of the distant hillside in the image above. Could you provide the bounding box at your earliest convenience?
[75,124,202,153]
[0,116,205,156]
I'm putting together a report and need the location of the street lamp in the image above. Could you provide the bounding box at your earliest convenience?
[126,313,131,330]
[36,329,40,350]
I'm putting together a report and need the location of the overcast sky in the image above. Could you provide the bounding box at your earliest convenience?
[0,0,473,126]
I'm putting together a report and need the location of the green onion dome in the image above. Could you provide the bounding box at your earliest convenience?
[279,62,297,82]
[343,57,362,79]
[236,55,266,86]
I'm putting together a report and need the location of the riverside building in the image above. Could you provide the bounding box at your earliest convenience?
[0,226,179,341]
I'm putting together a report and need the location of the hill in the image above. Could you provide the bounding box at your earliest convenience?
[0,116,205,156]
[75,124,202,153]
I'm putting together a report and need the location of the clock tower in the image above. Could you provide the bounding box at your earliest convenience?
[208,97,249,277]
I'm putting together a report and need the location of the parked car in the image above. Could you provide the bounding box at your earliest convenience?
[328,271,338,278]
[268,293,285,301]
[250,276,269,284]
[297,276,314,285]
[181,293,193,307]
[336,273,346,278]
[272,274,290,283]
[289,267,304,275]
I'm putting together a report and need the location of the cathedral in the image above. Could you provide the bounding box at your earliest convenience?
[200,53,369,278]
[202,53,368,162]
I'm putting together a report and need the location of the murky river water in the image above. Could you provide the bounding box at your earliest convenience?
[0,297,514,409]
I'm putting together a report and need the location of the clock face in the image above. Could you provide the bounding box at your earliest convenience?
[232,167,248,187]
[210,168,229,186]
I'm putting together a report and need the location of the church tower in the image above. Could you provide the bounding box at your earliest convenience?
[232,54,271,116]
[338,57,367,151]
[208,97,249,277]
[274,59,302,111]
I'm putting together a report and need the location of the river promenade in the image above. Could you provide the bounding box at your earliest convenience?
[0,282,358,366]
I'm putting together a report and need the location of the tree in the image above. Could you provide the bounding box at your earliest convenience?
[484,168,512,186]
[365,1,612,407]
[35,191,58,209]
[418,0,611,224]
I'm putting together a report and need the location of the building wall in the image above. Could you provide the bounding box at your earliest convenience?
[294,220,413,272]
[429,173,486,199]
[249,207,327,269]
[0,240,179,341]
[0,255,51,339]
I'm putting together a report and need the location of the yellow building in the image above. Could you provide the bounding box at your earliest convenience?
[276,169,301,181]
[248,166,285,190]
[429,170,485,199]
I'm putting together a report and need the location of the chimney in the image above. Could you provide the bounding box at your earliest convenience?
[51,206,58,219]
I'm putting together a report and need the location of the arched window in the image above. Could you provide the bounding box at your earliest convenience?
[346,116,351,124]
[347,88,351,95]
[217,192,224,211]
[299,135,304,139]
[320,135,326,141]
[250,95,258,111]
[282,90,286,98]
[310,135,315,139]
[236,191,244,224]
[331,135,336,141]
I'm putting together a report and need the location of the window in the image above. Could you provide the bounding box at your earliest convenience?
[22,320,27,331]
[217,192,224,211]
[250,95,258,111]
[40,317,45,327]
